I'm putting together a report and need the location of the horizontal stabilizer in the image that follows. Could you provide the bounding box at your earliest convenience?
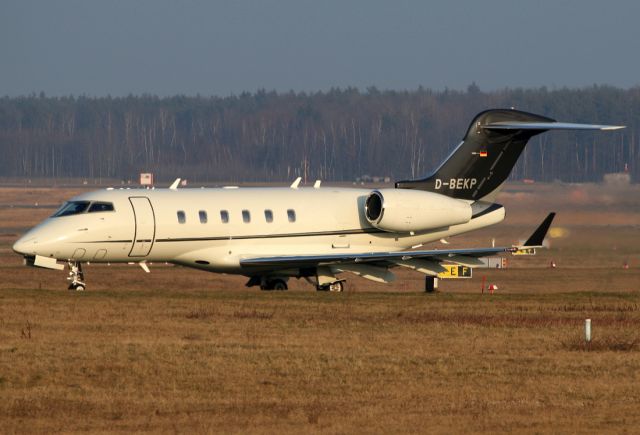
[523,212,556,247]
[484,121,625,131]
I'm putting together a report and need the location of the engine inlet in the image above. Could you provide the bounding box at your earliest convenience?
[365,191,383,222]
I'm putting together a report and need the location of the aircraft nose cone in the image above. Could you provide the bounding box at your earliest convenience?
[12,236,36,255]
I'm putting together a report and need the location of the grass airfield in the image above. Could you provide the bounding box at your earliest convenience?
[0,182,639,433]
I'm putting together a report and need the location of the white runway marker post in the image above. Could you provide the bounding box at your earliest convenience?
[585,319,592,343]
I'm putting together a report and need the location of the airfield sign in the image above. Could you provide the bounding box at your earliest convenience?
[438,265,473,279]
[140,173,154,186]
[512,247,536,256]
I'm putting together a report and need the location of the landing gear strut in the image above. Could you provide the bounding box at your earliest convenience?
[67,261,86,291]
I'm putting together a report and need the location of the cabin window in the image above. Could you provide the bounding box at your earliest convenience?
[264,209,273,223]
[199,210,208,224]
[242,210,251,223]
[52,201,91,217]
[177,211,186,224]
[220,210,229,223]
[287,209,296,222]
[88,202,115,213]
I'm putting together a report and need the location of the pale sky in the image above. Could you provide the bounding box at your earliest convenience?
[2,0,639,97]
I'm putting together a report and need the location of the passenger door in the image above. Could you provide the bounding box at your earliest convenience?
[129,197,156,257]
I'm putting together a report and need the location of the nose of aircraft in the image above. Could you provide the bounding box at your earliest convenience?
[12,235,36,255]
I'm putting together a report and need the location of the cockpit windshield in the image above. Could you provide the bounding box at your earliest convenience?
[52,201,91,217]
[88,202,115,213]
[52,201,115,217]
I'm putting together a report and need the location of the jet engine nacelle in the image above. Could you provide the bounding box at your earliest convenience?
[364,189,472,233]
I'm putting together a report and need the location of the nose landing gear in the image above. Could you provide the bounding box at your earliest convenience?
[67,261,86,291]
[316,280,345,292]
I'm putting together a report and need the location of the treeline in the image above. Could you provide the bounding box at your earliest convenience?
[0,85,637,183]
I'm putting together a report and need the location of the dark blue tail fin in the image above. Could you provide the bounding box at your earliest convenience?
[396,109,623,201]
[395,109,554,201]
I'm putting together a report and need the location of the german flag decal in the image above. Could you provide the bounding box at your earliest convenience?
[479,150,488,157]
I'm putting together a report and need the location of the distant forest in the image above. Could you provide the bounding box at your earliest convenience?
[0,85,637,183]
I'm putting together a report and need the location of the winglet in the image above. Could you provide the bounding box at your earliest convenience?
[523,212,556,247]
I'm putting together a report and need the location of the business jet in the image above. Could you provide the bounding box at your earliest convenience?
[12,109,624,292]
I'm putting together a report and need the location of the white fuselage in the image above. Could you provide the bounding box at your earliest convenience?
[13,186,505,276]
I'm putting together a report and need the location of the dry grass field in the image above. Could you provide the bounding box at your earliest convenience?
[0,182,639,433]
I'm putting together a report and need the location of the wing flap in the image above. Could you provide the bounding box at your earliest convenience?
[436,254,487,268]
[335,264,396,283]
[394,259,447,276]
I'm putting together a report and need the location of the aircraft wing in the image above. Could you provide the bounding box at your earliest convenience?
[240,213,555,269]
[241,246,509,268]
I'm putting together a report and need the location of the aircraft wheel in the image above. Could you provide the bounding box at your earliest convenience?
[68,283,86,291]
[272,279,288,291]
[329,281,344,292]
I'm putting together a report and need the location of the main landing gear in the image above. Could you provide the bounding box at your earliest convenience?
[263,278,288,291]
[244,276,289,291]
[245,275,346,292]
[67,261,86,291]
